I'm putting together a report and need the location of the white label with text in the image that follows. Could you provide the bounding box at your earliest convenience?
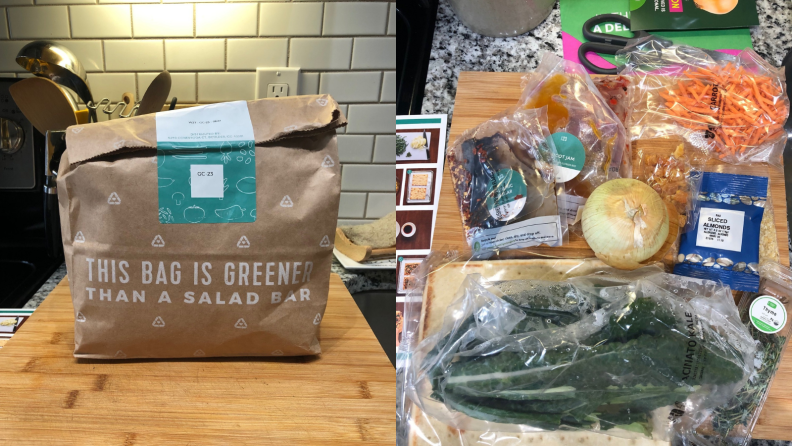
[696,207,744,252]
[191,165,223,198]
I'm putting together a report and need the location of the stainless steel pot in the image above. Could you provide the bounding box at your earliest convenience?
[448,0,556,38]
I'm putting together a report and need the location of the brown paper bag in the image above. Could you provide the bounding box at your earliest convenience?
[57,95,346,359]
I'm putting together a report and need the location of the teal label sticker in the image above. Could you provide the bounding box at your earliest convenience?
[549,132,585,183]
[486,168,528,221]
[156,102,256,224]
[750,295,787,334]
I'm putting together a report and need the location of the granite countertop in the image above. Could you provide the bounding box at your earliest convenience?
[420,1,791,444]
[24,259,396,310]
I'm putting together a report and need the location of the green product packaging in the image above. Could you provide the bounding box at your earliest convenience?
[629,0,758,31]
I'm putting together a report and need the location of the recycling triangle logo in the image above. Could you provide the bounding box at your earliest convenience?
[234,318,248,329]
[75,312,86,323]
[107,192,121,205]
[319,235,331,248]
[114,350,126,359]
[152,316,165,327]
[74,231,86,243]
[193,349,205,357]
[280,195,294,208]
[313,313,322,325]
[237,235,250,248]
[272,350,284,356]
[151,235,165,247]
[321,155,335,168]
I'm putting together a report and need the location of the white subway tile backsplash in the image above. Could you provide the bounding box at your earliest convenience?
[0,0,32,5]
[197,4,257,37]
[290,38,352,70]
[56,41,103,72]
[165,40,224,71]
[337,135,374,163]
[139,72,195,103]
[323,2,388,36]
[351,37,395,70]
[372,135,394,163]
[70,6,131,38]
[346,104,395,134]
[341,165,395,192]
[197,72,256,103]
[227,39,288,70]
[298,72,319,95]
[337,219,374,227]
[381,71,395,102]
[319,72,381,103]
[366,193,395,218]
[338,192,367,218]
[388,3,396,35]
[8,6,69,39]
[132,4,193,38]
[259,3,323,37]
[101,0,159,4]
[0,41,28,71]
[0,10,8,40]
[104,40,164,72]
[37,0,93,4]
[86,73,136,103]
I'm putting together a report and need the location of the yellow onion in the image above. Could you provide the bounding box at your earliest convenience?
[582,179,669,270]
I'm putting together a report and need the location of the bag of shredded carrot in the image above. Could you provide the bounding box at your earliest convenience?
[617,37,789,167]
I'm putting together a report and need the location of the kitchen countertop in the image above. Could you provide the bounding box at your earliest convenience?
[419,1,792,444]
[24,259,396,310]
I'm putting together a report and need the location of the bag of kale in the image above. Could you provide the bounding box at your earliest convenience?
[682,261,791,446]
[405,266,756,442]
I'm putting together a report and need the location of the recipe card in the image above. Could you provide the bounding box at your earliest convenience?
[396,114,448,295]
[0,309,34,348]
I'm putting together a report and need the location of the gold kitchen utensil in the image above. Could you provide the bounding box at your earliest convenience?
[9,77,77,134]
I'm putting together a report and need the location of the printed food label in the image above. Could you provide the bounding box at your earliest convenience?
[750,295,787,334]
[471,215,562,253]
[155,101,256,224]
[557,194,587,224]
[695,207,744,252]
[549,132,585,183]
[486,168,528,221]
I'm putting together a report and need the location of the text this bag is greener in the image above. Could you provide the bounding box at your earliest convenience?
[58,95,345,359]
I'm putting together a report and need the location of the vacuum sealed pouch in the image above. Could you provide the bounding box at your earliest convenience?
[402,259,755,444]
[673,165,768,292]
[58,96,345,359]
[447,107,567,254]
[619,39,789,166]
[518,53,629,229]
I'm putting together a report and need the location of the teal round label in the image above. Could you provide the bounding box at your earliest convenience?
[485,168,528,221]
[549,132,585,183]
[749,295,787,334]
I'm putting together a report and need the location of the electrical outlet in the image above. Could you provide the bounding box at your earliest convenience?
[267,83,289,98]
[255,67,300,99]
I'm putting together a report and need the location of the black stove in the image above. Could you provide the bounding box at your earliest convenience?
[396,0,439,115]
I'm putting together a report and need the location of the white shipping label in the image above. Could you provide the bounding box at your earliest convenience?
[190,164,224,198]
[156,101,255,143]
[557,194,587,224]
[470,215,562,253]
[696,207,745,252]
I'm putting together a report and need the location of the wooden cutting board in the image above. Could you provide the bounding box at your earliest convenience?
[429,71,792,441]
[0,274,394,445]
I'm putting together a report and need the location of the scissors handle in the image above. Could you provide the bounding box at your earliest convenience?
[578,14,650,75]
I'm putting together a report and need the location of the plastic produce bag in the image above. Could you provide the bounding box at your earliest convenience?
[447,107,567,254]
[618,38,789,166]
[404,263,756,443]
[517,53,629,230]
[685,261,792,446]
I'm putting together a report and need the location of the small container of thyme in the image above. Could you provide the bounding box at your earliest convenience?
[701,261,792,445]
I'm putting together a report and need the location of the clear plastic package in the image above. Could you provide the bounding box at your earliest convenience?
[447,107,567,254]
[517,53,629,232]
[397,250,757,446]
[618,38,789,167]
